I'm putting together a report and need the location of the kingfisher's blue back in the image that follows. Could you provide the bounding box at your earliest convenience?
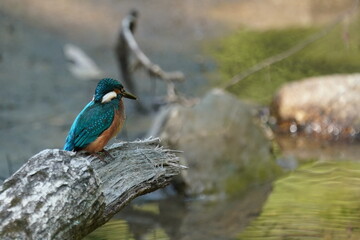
[64,98,119,151]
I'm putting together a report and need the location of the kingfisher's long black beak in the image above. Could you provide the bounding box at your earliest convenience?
[121,90,137,100]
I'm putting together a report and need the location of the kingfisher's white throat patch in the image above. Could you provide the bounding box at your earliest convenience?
[101,91,117,103]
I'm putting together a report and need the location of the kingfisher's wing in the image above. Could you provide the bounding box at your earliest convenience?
[64,101,115,151]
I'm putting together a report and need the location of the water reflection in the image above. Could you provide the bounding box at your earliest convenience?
[237,135,360,239]
[276,134,360,161]
[238,161,360,239]
[85,184,272,240]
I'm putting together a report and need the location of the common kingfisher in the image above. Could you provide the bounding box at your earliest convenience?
[64,78,137,156]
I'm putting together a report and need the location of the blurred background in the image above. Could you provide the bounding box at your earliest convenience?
[1,0,360,239]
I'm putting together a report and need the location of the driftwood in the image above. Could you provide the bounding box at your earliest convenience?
[115,10,187,109]
[0,138,184,240]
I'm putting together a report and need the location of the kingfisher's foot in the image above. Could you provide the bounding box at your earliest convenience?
[90,151,111,163]
[91,153,108,163]
[99,149,115,160]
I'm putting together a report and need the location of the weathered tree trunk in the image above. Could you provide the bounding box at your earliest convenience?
[0,138,184,240]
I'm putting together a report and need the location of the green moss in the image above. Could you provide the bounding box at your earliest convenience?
[207,17,360,104]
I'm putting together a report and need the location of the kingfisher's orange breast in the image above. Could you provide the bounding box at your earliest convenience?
[83,100,125,153]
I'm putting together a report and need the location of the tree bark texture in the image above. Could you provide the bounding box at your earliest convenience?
[0,138,183,240]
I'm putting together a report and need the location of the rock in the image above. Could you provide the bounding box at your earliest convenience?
[152,89,279,197]
[271,74,360,140]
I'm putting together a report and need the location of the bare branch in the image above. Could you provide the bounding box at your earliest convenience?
[120,11,185,83]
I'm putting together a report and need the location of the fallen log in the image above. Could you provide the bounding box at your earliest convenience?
[0,138,184,240]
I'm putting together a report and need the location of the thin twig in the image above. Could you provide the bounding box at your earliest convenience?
[225,0,360,89]
[121,11,185,83]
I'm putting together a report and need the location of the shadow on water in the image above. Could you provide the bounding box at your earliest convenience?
[276,134,360,162]
[85,184,272,240]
